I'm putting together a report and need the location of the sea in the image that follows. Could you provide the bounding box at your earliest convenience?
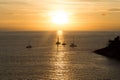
[0,31,120,80]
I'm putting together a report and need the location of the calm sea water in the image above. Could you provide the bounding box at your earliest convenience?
[0,31,120,80]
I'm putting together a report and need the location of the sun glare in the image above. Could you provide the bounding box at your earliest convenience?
[57,30,63,35]
[51,10,69,25]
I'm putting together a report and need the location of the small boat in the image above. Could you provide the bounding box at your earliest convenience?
[62,36,67,46]
[26,45,32,48]
[56,36,61,45]
[62,42,67,46]
[70,36,77,48]
[26,41,32,48]
[70,43,77,48]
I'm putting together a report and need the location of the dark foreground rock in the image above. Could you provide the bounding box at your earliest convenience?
[94,36,120,60]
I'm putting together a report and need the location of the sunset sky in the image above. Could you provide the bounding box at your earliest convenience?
[0,0,120,31]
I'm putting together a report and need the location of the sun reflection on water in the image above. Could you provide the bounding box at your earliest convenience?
[50,30,69,79]
[52,51,69,80]
[57,30,63,36]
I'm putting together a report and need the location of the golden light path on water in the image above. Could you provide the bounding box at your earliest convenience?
[50,30,69,79]
[52,52,69,79]
[57,30,63,36]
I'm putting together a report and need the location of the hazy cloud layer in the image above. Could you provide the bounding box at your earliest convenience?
[109,8,120,12]
[0,0,120,31]
[0,0,120,12]
[66,0,120,2]
[0,1,28,5]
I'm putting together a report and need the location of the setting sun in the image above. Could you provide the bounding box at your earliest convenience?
[51,10,69,25]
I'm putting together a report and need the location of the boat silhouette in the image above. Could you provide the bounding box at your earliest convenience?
[94,36,120,59]
[62,37,67,46]
[26,41,32,48]
[56,36,61,45]
[62,42,67,46]
[70,36,77,48]
[26,45,32,48]
[70,43,77,47]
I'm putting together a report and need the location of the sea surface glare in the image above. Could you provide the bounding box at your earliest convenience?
[0,31,120,80]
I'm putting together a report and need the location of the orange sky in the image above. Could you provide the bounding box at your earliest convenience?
[0,0,120,31]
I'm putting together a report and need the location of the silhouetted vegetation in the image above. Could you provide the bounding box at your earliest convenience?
[94,36,120,60]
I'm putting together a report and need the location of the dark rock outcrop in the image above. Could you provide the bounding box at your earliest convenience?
[94,36,120,60]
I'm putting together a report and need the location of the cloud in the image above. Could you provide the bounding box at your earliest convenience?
[109,8,120,12]
[67,0,119,2]
[0,1,28,5]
